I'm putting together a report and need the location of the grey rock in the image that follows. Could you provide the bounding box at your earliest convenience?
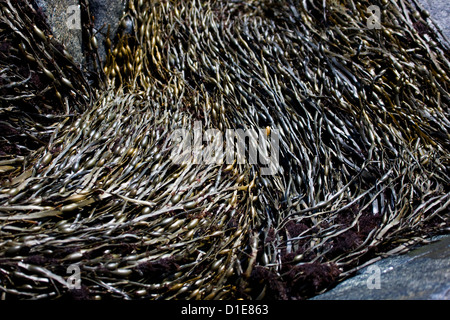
[89,0,128,63]
[311,235,450,300]
[34,0,127,66]
[35,0,84,65]
[420,0,450,40]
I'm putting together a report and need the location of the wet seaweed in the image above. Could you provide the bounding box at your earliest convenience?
[0,0,449,300]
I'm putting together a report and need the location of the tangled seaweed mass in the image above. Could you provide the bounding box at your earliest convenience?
[0,0,449,300]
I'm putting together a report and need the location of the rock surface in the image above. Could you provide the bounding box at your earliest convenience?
[34,0,127,66]
[34,0,84,65]
[89,0,127,63]
[311,235,450,300]
[420,0,450,40]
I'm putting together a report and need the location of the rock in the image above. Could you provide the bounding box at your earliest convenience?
[34,0,84,65]
[419,0,450,40]
[89,0,127,63]
[311,235,450,300]
[34,0,127,66]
